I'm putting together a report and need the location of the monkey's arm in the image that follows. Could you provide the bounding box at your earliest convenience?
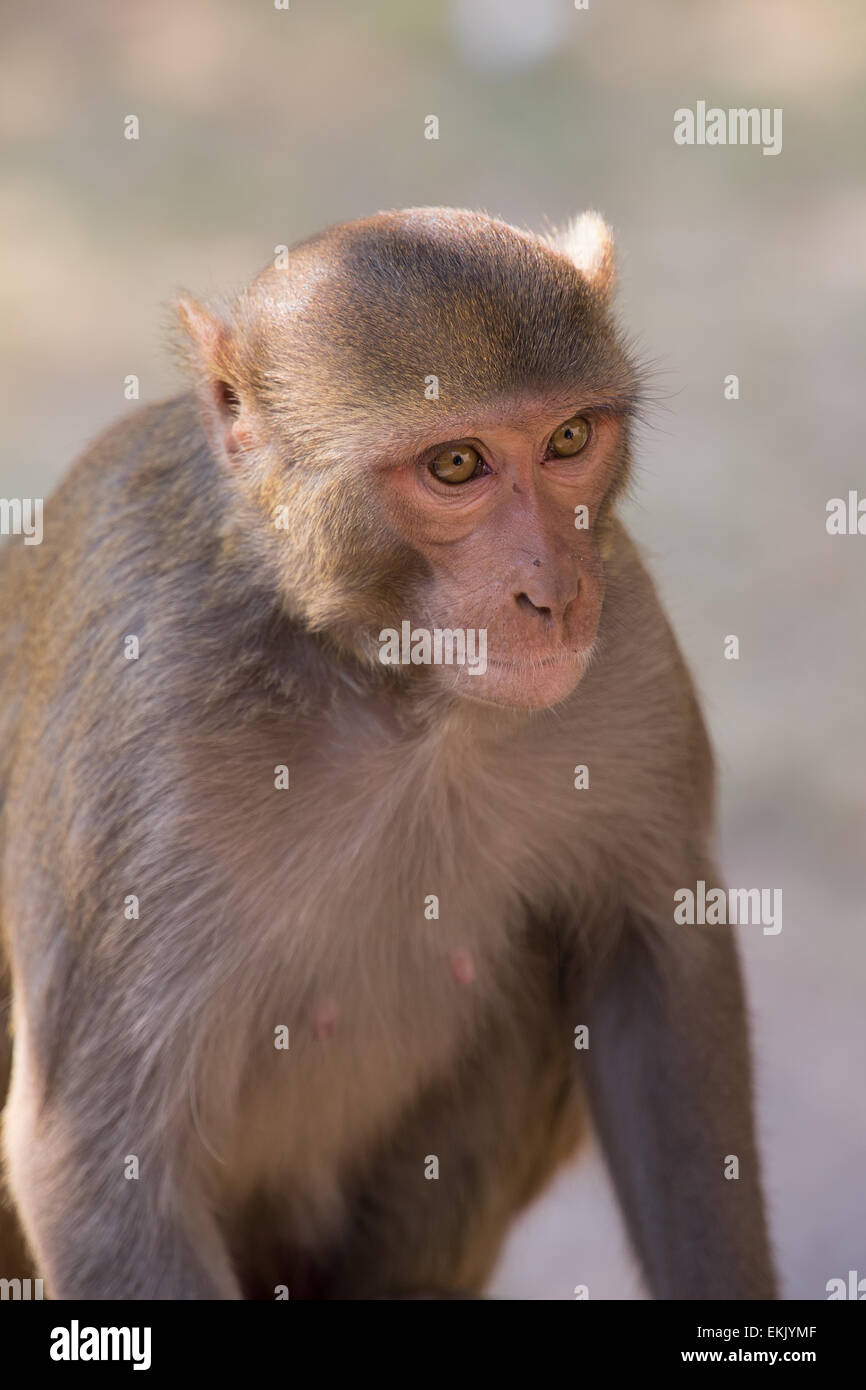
[580,903,777,1300]
[562,524,775,1298]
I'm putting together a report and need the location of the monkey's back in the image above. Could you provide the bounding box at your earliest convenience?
[0,396,228,971]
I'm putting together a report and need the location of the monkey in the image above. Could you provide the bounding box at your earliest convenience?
[0,207,777,1300]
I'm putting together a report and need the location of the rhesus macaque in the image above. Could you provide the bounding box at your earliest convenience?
[0,208,776,1300]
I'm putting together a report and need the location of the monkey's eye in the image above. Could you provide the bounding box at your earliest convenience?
[550,415,591,457]
[430,443,482,485]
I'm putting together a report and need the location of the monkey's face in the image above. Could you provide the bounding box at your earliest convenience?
[375,396,621,710]
[178,208,641,710]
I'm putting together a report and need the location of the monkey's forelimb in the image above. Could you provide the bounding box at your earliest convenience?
[581,892,777,1300]
[3,1030,241,1299]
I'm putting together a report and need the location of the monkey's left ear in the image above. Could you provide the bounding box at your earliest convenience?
[547,212,616,297]
[175,295,255,464]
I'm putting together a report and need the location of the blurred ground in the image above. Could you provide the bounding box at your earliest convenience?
[1,0,864,1297]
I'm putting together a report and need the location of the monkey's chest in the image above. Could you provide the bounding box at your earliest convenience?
[198,713,582,1228]
[215,796,546,1225]
[253,826,523,1093]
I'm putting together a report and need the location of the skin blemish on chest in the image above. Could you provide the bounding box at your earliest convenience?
[449,948,476,986]
[312,998,339,1040]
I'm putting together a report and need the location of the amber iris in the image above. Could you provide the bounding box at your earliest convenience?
[431,443,482,484]
[550,416,590,457]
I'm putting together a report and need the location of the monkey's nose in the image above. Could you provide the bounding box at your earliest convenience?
[515,592,554,623]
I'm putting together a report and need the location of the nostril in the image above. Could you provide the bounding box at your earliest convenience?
[515,592,552,619]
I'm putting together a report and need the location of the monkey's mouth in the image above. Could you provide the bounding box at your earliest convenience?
[448,644,593,712]
[484,652,582,669]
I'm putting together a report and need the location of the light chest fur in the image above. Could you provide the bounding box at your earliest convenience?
[182,688,607,1233]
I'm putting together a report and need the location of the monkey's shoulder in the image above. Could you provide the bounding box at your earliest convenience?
[564,522,716,825]
[2,394,217,628]
[596,522,708,713]
[46,395,213,537]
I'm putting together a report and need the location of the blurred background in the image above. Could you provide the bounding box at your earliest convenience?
[1,0,864,1298]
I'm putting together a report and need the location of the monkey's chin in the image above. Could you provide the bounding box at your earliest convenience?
[444,652,589,711]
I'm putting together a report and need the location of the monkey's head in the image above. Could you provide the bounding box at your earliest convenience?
[178,208,642,711]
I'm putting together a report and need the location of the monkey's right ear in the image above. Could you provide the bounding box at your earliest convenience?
[547,212,616,297]
[175,296,255,463]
